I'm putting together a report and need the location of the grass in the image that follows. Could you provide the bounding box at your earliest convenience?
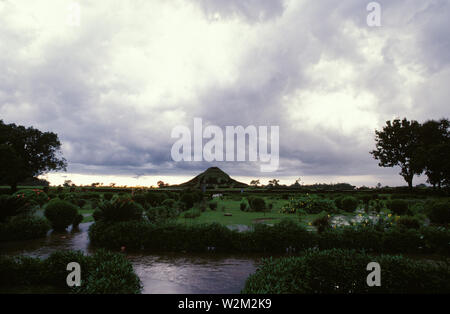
[176,198,321,227]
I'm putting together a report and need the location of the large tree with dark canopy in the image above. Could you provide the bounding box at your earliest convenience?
[0,120,67,192]
[417,119,450,188]
[371,118,423,189]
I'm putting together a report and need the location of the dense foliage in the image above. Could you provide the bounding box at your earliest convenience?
[94,197,144,222]
[0,250,142,294]
[89,220,450,255]
[0,215,50,241]
[371,118,450,189]
[281,195,339,214]
[242,249,450,293]
[44,199,79,231]
[0,120,67,192]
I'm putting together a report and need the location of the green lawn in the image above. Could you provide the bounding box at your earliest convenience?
[72,197,326,227]
[177,198,320,227]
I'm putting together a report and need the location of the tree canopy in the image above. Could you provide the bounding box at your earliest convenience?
[0,120,67,191]
[371,118,450,189]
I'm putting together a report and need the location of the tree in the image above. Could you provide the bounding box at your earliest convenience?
[0,120,67,192]
[371,118,422,189]
[268,179,280,187]
[250,179,260,187]
[417,119,450,189]
[157,180,169,188]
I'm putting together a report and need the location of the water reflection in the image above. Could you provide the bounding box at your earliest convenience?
[0,222,261,294]
[129,254,258,294]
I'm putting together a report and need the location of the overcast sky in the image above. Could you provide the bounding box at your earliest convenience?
[0,0,449,187]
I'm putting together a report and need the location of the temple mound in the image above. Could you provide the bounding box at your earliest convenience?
[177,167,248,189]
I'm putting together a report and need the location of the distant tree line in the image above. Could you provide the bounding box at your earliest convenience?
[371,118,450,189]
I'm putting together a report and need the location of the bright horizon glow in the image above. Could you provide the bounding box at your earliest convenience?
[42,172,428,188]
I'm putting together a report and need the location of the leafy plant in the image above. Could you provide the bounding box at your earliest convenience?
[426,201,450,224]
[388,199,411,216]
[95,197,144,223]
[44,199,79,231]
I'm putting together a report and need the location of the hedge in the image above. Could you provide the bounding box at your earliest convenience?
[242,249,450,294]
[0,216,50,241]
[88,220,450,255]
[0,250,142,294]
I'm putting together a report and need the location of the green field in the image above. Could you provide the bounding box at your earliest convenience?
[177,198,326,228]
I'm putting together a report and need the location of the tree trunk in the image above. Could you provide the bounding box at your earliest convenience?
[406,176,413,190]
[10,182,18,193]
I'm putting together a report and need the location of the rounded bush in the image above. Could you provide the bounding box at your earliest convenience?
[161,198,176,208]
[44,199,79,231]
[96,198,144,222]
[0,250,141,294]
[427,201,450,224]
[180,193,195,210]
[248,197,266,212]
[397,216,421,229]
[338,197,359,213]
[208,201,218,211]
[72,213,84,228]
[306,199,339,214]
[0,216,50,241]
[13,189,49,206]
[312,212,331,233]
[388,199,409,215]
[0,195,32,222]
[146,206,179,224]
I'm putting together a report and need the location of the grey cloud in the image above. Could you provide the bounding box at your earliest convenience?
[0,0,448,185]
[194,0,286,22]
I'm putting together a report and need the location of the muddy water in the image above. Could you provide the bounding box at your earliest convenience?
[0,223,261,294]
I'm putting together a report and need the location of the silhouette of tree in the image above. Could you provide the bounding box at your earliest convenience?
[0,120,67,192]
[371,118,422,189]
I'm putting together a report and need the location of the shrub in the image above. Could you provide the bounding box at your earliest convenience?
[242,249,450,294]
[103,192,115,201]
[240,201,248,212]
[77,249,142,294]
[93,209,103,222]
[63,194,87,207]
[43,250,90,287]
[146,206,179,224]
[281,196,339,215]
[89,221,150,249]
[247,196,266,212]
[182,209,201,219]
[337,196,359,213]
[180,193,195,210]
[72,213,84,228]
[89,221,450,255]
[0,216,50,241]
[44,199,79,231]
[209,201,218,211]
[13,189,49,206]
[0,194,32,222]
[388,199,409,216]
[95,197,144,223]
[397,216,422,229]
[427,201,450,224]
[306,199,339,214]
[161,198,176,208]
[312,212,331,233]
[133,192,168,208]
[0,250,141,294]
